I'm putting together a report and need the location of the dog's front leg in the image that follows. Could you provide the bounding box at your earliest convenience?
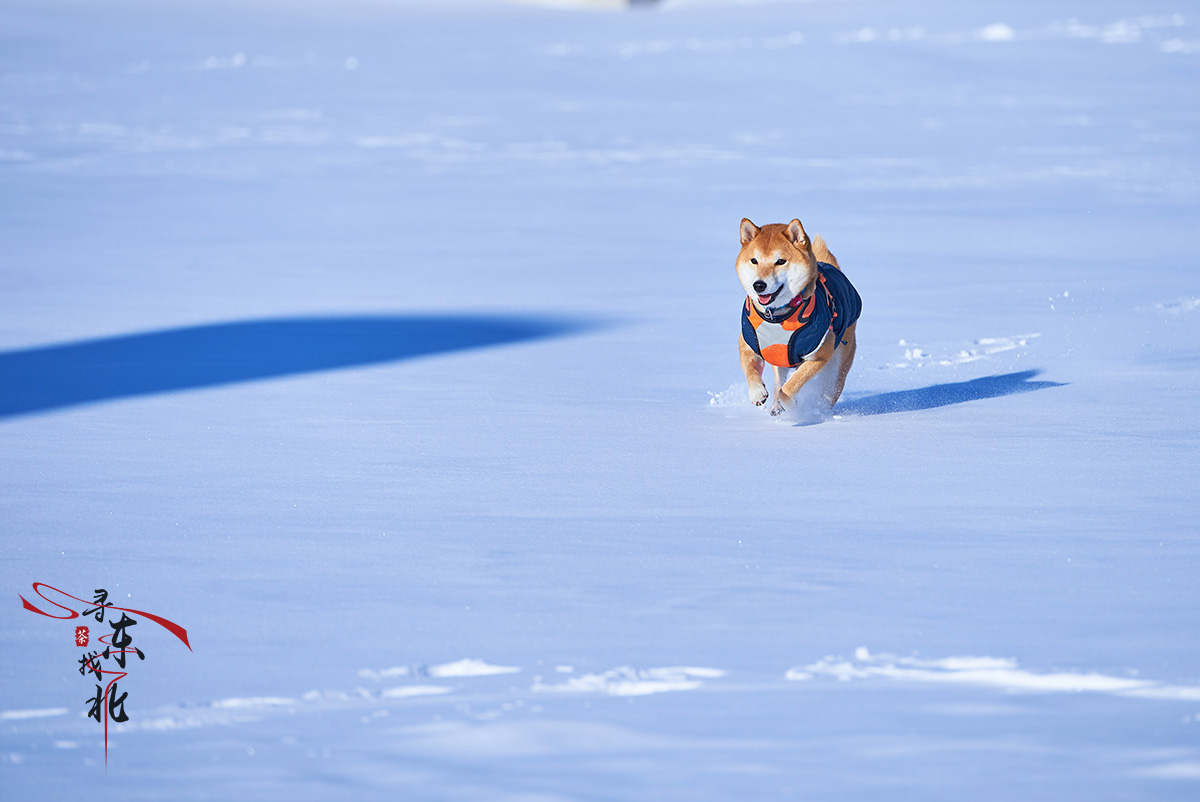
[770,334,835,416]
[739,336,769,406]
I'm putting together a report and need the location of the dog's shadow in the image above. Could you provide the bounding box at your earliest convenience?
[0,314,587,419]
[833,369,1065,419]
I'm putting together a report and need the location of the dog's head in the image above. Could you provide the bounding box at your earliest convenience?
[735,218,819,311]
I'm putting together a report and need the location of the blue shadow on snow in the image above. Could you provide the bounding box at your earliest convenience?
[0,314,584,419]
[837,370,1065,416]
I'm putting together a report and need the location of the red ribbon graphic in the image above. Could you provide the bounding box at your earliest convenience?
[19,582,191,650]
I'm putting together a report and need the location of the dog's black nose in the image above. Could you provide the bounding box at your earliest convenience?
[752,280,767,293]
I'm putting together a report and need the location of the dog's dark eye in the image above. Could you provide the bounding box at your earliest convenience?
[775,259,787,266]
[750,258,758,265]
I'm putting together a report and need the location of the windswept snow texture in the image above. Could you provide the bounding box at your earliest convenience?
[2,0,1200,798]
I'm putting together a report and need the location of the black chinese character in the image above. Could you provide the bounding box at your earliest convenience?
[81,589,111,623]
[86,682,129,724]
[78,651,102,679]
[108,613,144,669]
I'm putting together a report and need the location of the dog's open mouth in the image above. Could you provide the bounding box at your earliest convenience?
[756,285,785,306]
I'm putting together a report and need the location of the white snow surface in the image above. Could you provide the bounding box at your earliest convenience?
[428,658,522,677]
[2,0,1199,798]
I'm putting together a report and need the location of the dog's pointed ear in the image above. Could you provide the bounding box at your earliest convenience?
[786,219,808,247]
[739,218,760,246]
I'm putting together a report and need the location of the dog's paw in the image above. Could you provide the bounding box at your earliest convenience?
[770,398,788,416]
[748,382,769,406]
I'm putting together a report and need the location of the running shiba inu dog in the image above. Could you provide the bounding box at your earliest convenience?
[736,218,862,416]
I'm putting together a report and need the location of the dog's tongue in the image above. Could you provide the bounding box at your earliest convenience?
[757,293,773,305]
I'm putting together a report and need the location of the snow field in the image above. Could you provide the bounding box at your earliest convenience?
[2,0,1199,798]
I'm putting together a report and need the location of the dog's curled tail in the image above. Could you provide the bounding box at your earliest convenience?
[812,235,839,269]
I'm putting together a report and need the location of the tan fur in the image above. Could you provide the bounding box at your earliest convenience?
[735,218,857,416]
[812,235,838,268]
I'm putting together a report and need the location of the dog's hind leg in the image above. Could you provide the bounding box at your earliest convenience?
[773,365,792,400]
[824,323,857,408]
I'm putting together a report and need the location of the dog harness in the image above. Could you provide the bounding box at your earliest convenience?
[741,263,862,368]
